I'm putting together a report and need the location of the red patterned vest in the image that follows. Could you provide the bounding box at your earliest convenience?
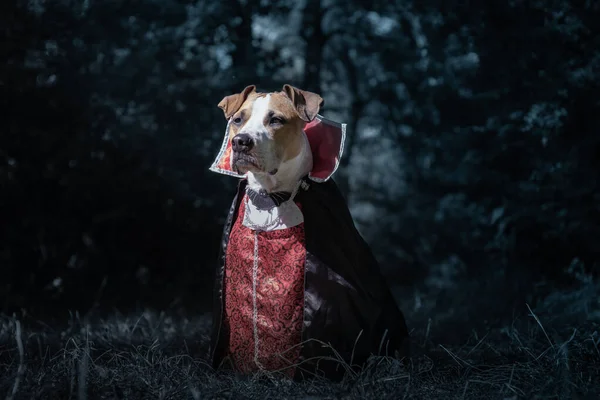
[222,194,306,377]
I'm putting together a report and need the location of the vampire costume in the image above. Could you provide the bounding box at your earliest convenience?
[208,115,410,381]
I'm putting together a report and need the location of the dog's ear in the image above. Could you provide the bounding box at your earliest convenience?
[282,84,324,122]
[218,85,256,119]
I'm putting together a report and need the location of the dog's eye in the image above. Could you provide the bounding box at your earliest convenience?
[232,117,242,125]
[269,117,285,126]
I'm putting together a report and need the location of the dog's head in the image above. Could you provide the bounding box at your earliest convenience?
[217,85,323,176]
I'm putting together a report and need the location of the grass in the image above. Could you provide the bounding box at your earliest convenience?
[1,283,599,399]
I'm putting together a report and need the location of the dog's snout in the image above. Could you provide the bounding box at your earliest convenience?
[231,133,254,153]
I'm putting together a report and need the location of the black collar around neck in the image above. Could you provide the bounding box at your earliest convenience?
[246,188,292,210]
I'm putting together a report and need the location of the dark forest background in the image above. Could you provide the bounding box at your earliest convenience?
[2,0,600,343]
[2,1,600,398]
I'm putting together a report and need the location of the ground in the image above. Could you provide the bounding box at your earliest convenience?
[1,283,599,400]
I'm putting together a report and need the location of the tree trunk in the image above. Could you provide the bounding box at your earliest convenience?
[300,0,325,93]
[230,1,258,85]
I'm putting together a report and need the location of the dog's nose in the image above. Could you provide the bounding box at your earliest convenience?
[231,133,254,152]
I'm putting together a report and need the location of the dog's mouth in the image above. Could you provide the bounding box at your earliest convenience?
[232,152,261,173]
[232,152,279,175]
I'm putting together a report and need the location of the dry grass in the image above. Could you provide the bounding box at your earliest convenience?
[1,284,599,399]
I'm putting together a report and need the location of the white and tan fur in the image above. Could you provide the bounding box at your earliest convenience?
[218,85,323,193]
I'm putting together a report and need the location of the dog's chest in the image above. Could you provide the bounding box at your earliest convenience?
[223,195,306,376]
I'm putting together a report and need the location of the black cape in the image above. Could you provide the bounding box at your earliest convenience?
[209,177,410,381]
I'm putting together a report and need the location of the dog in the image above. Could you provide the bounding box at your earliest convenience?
[208,84,409,381]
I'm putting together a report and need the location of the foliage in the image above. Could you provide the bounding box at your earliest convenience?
[1,0,599,323]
